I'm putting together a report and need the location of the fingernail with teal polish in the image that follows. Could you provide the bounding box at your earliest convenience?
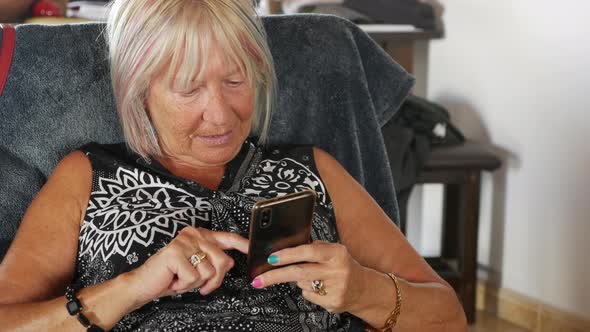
[267,255,279,265]
[251,277,264,289]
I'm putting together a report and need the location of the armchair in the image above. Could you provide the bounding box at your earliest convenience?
[0,15,413,266]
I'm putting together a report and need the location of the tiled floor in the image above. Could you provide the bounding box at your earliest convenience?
[469,311,530,332]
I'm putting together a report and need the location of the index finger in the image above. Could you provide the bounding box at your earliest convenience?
[209,231,249,254]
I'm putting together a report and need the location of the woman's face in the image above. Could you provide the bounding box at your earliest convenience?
[146,43,255,168]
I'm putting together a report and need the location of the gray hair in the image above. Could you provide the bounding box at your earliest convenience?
[106,0,276,158]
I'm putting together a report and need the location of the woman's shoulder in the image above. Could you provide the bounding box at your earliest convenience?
[77,141,130,158]
[260,143,314,157]
[76,142,141,169]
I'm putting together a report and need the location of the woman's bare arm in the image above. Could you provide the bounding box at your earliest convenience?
[0,275,139,331]
[0,150,251,331]
[0,152,89,302]
[0,151,136,330]
[313,147,467,331]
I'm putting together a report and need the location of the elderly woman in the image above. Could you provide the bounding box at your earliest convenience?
[0,0,466,331]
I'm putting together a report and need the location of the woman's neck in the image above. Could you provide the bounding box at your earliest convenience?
[157,157,226,191]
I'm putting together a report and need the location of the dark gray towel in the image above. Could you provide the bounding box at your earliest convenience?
[0,15,413,261]
[0,147,46,257]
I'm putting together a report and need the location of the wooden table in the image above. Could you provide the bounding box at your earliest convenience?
[418,141,501,324]
[361,24,443,78]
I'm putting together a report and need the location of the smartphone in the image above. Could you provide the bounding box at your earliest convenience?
[247,189,316,280]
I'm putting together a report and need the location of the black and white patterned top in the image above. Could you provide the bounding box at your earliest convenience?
[73,140,361,331]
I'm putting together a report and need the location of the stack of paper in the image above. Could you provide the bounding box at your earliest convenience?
[358,24,421,33]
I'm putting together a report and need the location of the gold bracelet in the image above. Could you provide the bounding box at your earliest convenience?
[379,272,403,332]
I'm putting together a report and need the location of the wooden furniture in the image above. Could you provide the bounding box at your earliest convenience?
[362,25,443,76]
[419,141,501,323]
[355,20,501,325]
[266,0,282,15]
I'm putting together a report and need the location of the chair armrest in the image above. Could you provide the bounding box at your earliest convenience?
[0,23,16,97]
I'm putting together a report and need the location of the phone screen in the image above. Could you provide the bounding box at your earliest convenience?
[246,189,316,280]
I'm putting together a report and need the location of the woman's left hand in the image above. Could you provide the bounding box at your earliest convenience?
[251,241,369,313]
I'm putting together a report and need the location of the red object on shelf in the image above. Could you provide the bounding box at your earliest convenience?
[32,0,63,17]
[0,24,16,97]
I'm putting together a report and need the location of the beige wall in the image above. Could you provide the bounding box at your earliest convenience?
[414,0,590,320]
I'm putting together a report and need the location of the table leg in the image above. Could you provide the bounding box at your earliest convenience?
[440,172,481,324]
[461,171,481,324]
[442,183,460,260]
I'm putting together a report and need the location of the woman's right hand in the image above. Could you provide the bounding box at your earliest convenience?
[122,226,249,309]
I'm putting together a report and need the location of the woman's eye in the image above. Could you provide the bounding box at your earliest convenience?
[181,87,201,97]
[227,80,243,87]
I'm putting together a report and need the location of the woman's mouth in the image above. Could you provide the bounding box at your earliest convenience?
[195,130,234,146]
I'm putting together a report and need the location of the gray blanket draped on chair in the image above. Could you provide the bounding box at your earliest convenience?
[0,15,414,261]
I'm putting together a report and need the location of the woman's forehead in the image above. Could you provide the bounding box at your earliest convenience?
[161,42,242,80]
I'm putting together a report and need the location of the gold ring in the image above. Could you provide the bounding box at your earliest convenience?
[311,280,327,296]
[190,251,207,267]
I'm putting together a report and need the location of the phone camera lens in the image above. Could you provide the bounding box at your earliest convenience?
[260,209,272,229]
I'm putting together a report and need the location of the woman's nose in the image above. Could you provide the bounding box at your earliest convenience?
[202,88,232,125]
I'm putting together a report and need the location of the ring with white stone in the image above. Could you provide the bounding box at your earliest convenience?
[311,280,327,296]
[189,251,207,268]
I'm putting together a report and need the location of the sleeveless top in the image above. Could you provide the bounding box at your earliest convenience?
[73,140,363,331]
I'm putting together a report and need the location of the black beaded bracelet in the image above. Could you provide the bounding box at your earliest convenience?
[65,283,105,332]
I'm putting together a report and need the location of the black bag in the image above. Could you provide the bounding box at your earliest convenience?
[381,95,464,228]
[393,95,465,147]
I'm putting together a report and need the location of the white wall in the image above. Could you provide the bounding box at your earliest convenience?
[415,0,590,319]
